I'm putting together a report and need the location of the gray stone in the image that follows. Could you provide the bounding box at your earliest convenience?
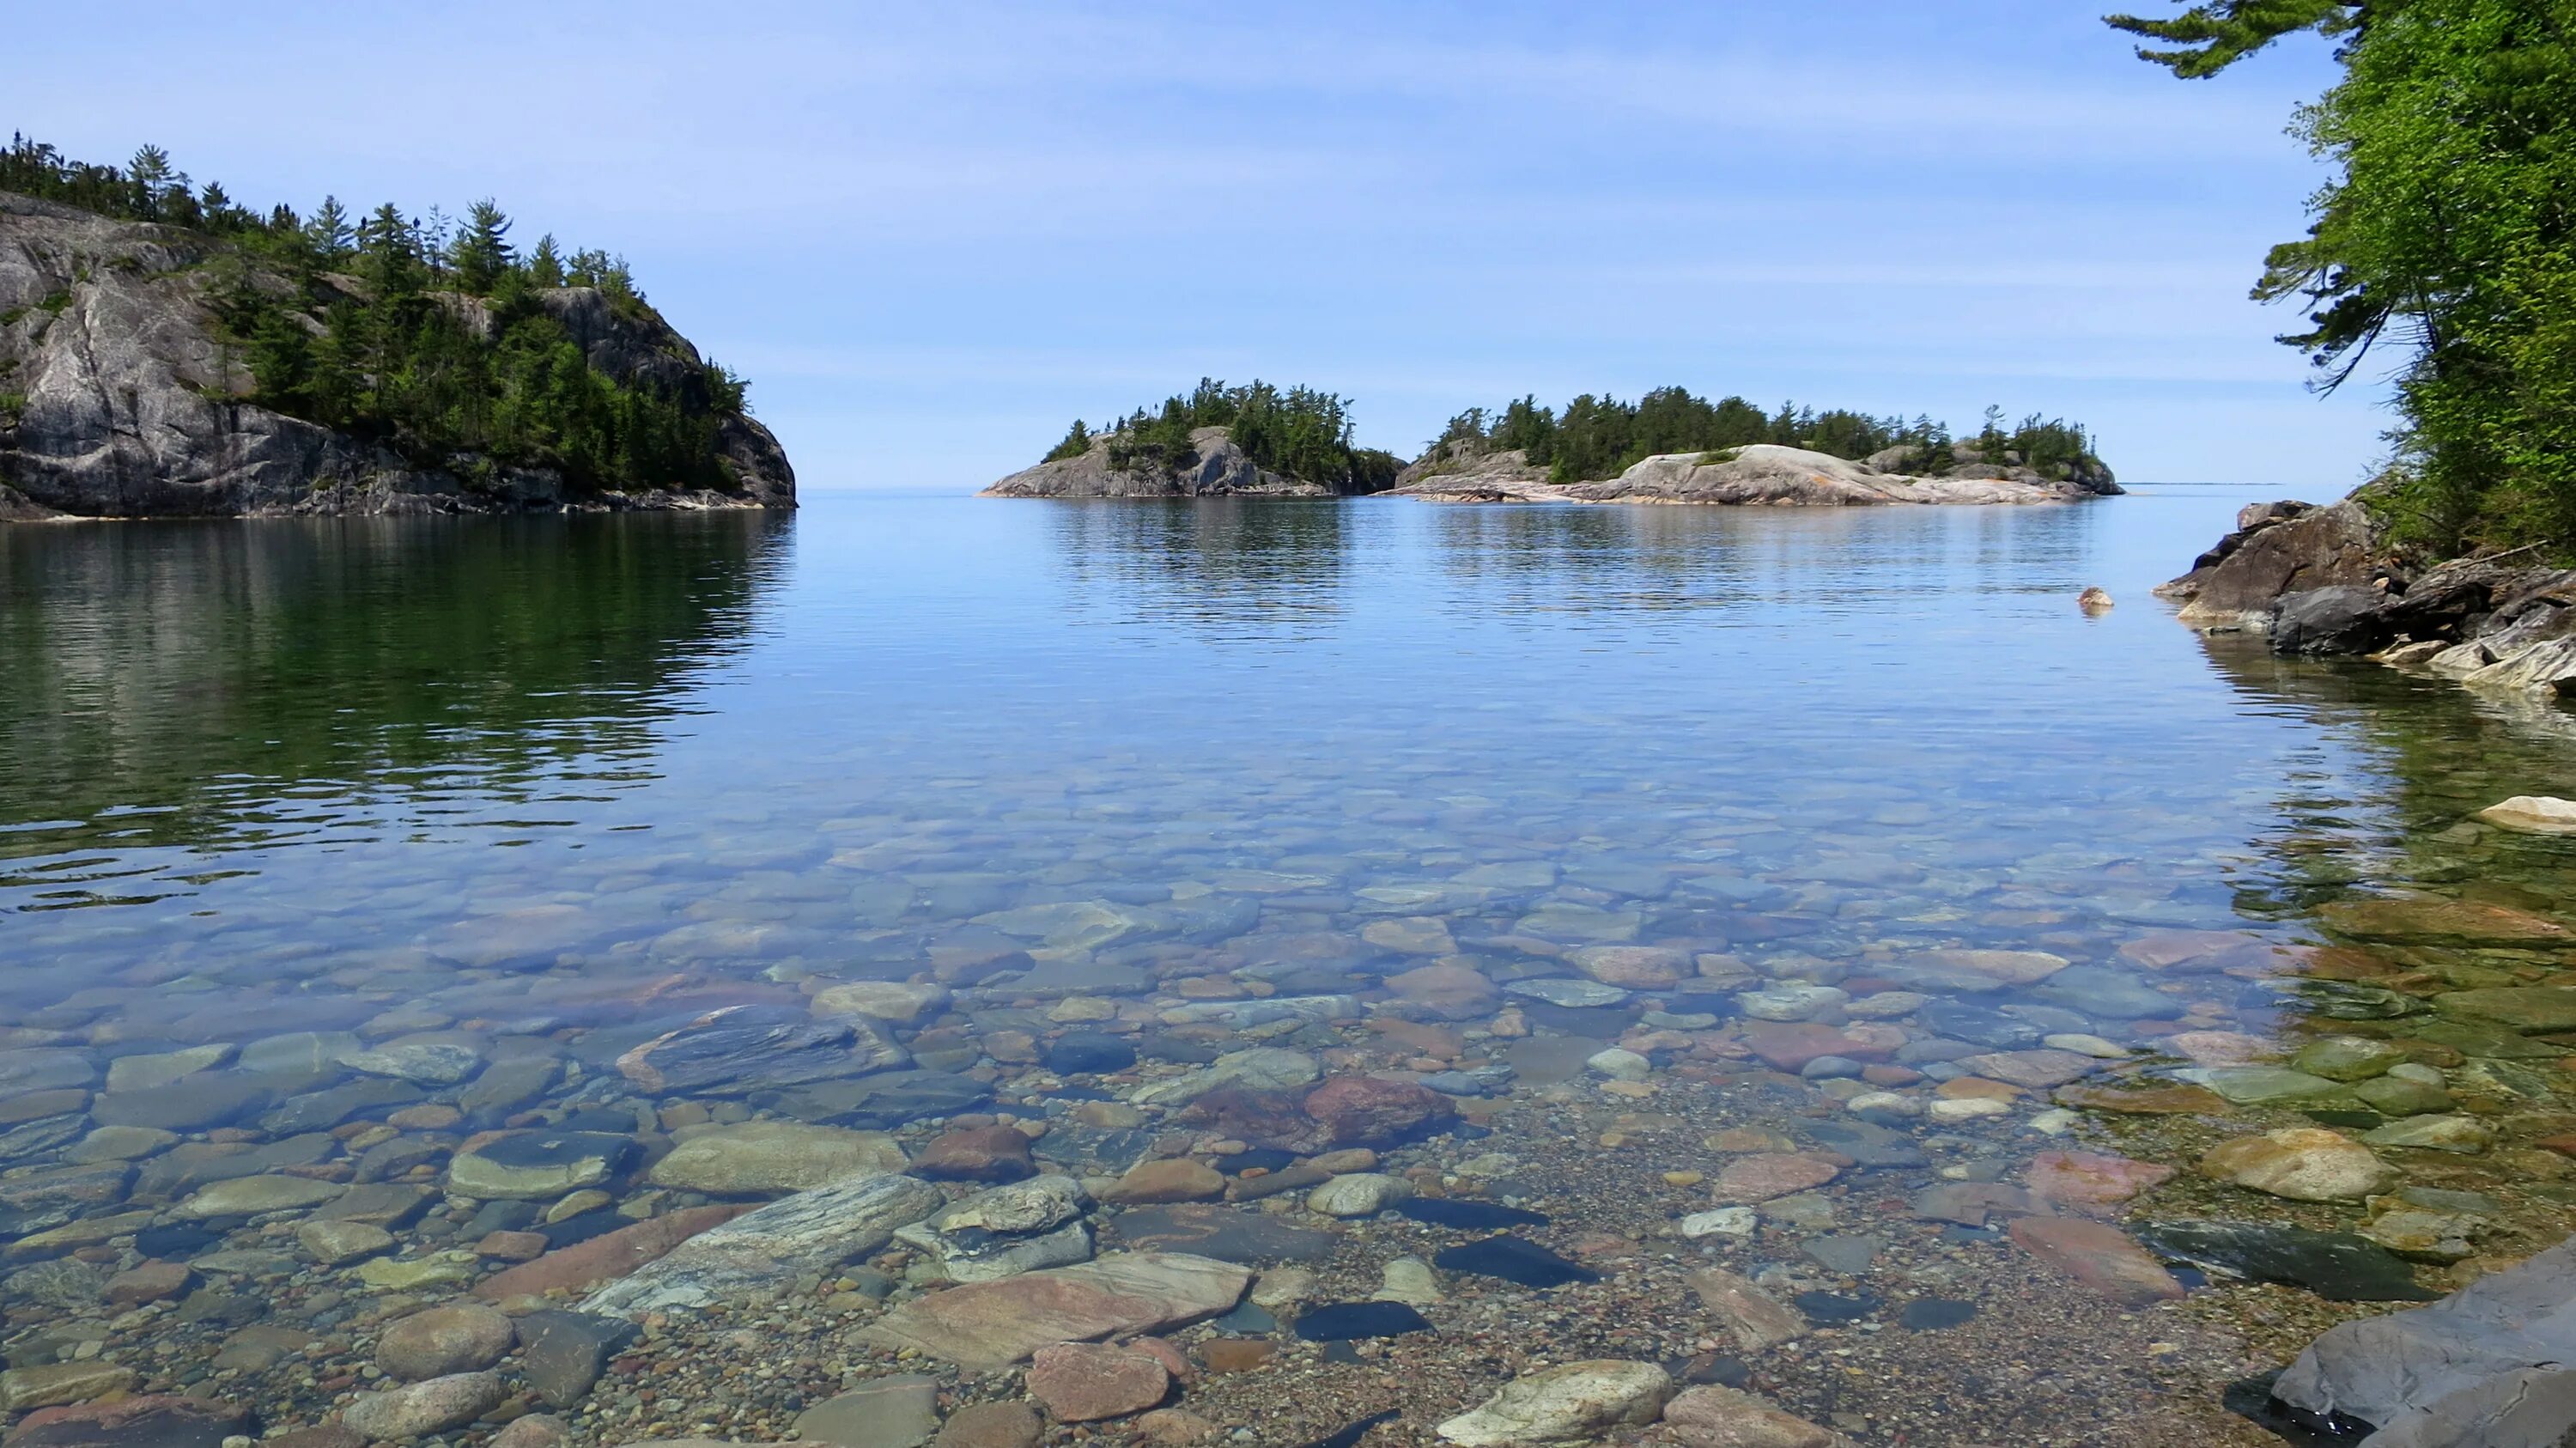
[339,1371,507,1439]
[378,1304,514,1381]
[448,1132,635,1200]
[2275,1238,2576,1445]
[1435,1360,1675,1445]
[1130,1047,1321,1107]
[177,1175,343,1219]
[582,1172,941,1315]
[794,1375,942,1448]
[515,1310,638,1408]
[646,1123,906,1195]
[1501,978,1632,1009]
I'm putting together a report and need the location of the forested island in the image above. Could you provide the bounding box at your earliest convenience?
[0,137,791,518]
[986,382,2119,506]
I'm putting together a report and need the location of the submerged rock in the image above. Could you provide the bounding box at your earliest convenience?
[615,1005,905,1096]
[583,1173,940,1315]
[1024,1342,1171,1422]
[1432,1236,1600,1288]
[646,1122,906,1195]
[860,1252,1249,1368]
[1294,1300,1435,1342]
[2006,1218,2185,1307]
[1661,1384,1849,1448]
[2474,796,2576,834]
[2135,1220,2435,1302]
[2200,1129,2397,1202]
[1435,1360,1674,1446]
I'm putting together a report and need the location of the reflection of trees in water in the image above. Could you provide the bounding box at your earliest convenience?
[1041,500,1351,636]
[1422,500,2107,617]
[2196,636,2576,1032]
[0,512,787,862]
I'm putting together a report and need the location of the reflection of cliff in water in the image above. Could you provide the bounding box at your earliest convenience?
[0,512,789,864]
[1040,499,1351,636]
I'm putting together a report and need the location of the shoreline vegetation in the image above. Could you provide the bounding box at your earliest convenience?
[986,382,2120,506]
[0,137,792,520]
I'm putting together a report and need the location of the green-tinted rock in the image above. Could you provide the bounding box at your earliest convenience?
[2353,1075,2454,1117]
[2361,1115,2494,1153]
[2433,988,2576,1034]
[179,1175,345,1219]
[2454,1059,2557,1100]
[2406,1020,2566,1060]
[2183,1067,2344,1106]
[355,1252,480,1292]
[2292,1037,2407,1083]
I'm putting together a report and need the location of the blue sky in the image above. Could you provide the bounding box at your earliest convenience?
[21,1,2377,490]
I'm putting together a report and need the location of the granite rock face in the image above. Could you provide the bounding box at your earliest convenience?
[1395,443,2116,508]
[2159,500,2385,635]
[0,192,793,519]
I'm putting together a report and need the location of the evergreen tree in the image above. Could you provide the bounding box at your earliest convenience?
[306,196,354,263]
[451,200,513,295]
[528,234,565,288]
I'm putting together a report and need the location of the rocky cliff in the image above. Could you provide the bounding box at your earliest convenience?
[1395,442,2121,507]
[2161,496,2576,693]
[980,426,1365,499]
[0,193,793,519]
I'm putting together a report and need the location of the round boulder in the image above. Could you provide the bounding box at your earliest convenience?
[377,1304,515,1382]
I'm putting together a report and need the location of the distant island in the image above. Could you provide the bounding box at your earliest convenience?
[0,137,791,519]
[984,381,2118,505]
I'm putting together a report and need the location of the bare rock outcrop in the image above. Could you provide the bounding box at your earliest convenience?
[981,427,1341,499]
[1396,443,2117,508]
[0,192,793,518]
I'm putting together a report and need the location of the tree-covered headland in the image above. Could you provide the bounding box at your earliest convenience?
[1421,388,2104,485]
[1045,379,1404,492]
[2110,1,2576,554]
[2,135,755,494]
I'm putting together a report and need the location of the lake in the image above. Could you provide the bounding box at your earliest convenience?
[3,488,2572,1447]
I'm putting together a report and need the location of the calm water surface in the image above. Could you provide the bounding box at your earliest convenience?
[5,489,2576,1444]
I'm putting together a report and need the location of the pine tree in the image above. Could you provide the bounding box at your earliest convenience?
[528,234,565,288]
[128,144,178,220]
[307,197,355,263]
[451,199,513,295]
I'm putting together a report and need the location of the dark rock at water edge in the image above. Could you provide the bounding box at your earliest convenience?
[1431,1236,1600,1288]
[1792,1291,1880,1324]
[1293,1302,1435,1341]
[1900,1299,1977,1331]
[2136,1220,2437,1303]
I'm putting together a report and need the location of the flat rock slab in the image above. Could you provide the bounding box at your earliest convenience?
[585,1175,940,1316]
[2136,1220,2434,1303]
[6,1395,252,1448]
[2007,1217,2184,1307]
[1109,1204,1338,1263]
[2433,988,2576,1036]
[476,1206,744,1302]
[2275,1238,2576,1442]
[859,1252,1249,1369]
[2318,898,2572,947]
[615,1005,905,1096]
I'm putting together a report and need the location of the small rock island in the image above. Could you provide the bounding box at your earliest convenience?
[0,138,792,519]
[985,382,2120,506]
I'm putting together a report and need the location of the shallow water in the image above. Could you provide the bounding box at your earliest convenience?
[4,489,2575,1445]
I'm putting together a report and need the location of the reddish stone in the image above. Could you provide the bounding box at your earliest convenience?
[2008,1217,2184,1307]
[1302,1076,1456,1148]
[1200,1338,1273,1373]
[932,1402,1043,1448]
[474,1231,550,1261]
[1133,1410,1219,1445]
[2537,1135,2576,1158]
[1737,1021,1903,1073]
[1024,1342,1171,1421]
[9,1396,250,1448]
[1176,1088,1322,1153]
[262,1427,366,1448]
[472,1204,746,1302]
[101,1260,192,1306]
[2053,1082,2229,1116]
[1709,1153,1843,1205]
[1382,964,1501,1021]
[2024,1150,2175,1214]
[908,1125,1037,1183]
[1860,1064,1922,1087]
[1099,1159,1227,1205]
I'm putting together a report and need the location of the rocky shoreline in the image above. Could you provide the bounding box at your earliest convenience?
[982,435,2120,508]
[2163,496,2576,693]
[0,194,794,520]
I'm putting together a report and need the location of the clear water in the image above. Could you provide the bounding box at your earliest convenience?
[6,488,2576,1442]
